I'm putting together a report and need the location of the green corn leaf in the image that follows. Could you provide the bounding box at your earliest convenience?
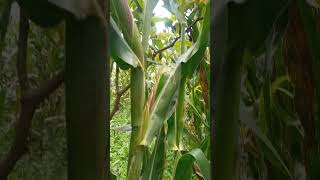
[178,2,210,77]
[187,99,209,128]
[111,0,144,61]
[110,18,140,69]
[111,1,146,179]
[167,114,178,150]
[142,128,166,180]
[175,76,186,150]
[140,64,181,145]
[111,0,135,37]
[142,0,160,51]
[141,2,210,147]
[174,148,211,180]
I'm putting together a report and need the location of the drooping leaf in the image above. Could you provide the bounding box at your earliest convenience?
[174,148,211,180]
[177,2,210,77]
[111,0,144,61]
[141,0,160,51]
[110,18,139,69]
[140,64,181,145]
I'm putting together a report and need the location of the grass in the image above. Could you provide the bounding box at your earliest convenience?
[110,100,131,179]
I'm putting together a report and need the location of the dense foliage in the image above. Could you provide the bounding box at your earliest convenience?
[110,0,210,179]
[0,2,66,179]
[1,0,320,180]
[213,0,320,180]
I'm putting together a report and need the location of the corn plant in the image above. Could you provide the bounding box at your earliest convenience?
[110,0,211,179]
[213,0,320,180]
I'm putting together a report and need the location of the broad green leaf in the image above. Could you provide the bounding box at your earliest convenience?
[141,1,210,145]
[142,0,160,51]
[111,0,144,61]
[112,1,146,179]
[111,0,134,38]
[177,2,210,77]
[141,64,181,145]
[142,128,166,180]
[174,148,211,180]
[167,114,178,150]
[175,76,186,150]
[110,18,139,68]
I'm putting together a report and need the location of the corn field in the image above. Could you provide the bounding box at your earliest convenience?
[110,0,210,179]
[0,0,320,180]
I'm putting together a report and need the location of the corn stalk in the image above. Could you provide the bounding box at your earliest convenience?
[111,1,210,179]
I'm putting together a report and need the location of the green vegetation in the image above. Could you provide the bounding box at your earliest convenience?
[110,0,210,179]
[1,0,320,180]
[213,0,320,180]
[0,0,109,179]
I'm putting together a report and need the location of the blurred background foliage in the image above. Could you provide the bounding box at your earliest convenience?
[0,2,66,179]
